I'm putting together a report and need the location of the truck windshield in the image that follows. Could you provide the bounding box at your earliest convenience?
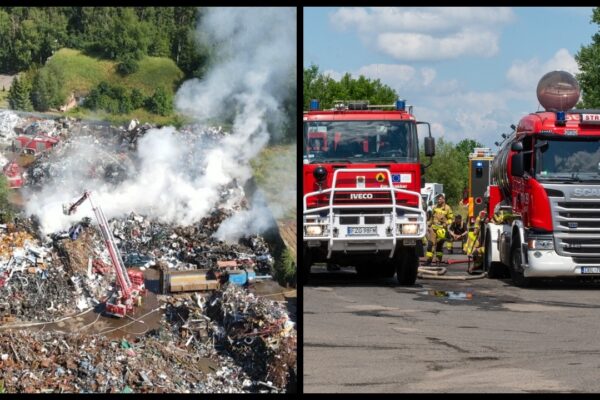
[536,138,600,181]
[303,120,418,163]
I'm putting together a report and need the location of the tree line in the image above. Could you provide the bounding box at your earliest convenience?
[0,7,207,78]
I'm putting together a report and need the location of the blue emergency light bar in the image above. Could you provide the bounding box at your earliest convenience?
[310,99,320,111]
[396,99,406,111]
[556,111,566,125]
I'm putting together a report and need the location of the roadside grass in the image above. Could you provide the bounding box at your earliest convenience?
[64,107,192,127]
[251,144,297,287]
[250,144,297,221]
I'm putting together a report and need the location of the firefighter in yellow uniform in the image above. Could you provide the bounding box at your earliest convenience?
[425,193,453,265]
[464,220,484,273]
[464,210,487,273]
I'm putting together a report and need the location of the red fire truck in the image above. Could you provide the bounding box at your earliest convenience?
[466,147,494,224]
[483,70,600,286]
[303,99,435,285]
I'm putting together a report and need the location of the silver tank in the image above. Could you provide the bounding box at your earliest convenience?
[490,133,515,201]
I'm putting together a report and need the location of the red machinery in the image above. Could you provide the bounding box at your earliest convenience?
[303,99,435,285]
[2,133,60,189]
[64,191,145,317]
[483,71,600,286]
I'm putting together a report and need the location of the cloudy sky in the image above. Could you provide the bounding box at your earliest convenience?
[304,7,596,148]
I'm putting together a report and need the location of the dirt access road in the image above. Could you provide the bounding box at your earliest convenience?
[304,254,600,393]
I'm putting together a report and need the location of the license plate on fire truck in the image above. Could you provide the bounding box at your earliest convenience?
[347,226,377,236]
[581,266,600,274]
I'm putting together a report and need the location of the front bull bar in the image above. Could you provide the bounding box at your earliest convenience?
[303,168,427,259]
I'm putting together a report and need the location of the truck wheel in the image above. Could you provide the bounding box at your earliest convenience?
[510,244,532,288]
[302,246,312,285]
[484,234,507,279]
[397,248,418,286]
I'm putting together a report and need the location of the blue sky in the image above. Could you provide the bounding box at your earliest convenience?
[304,7,597,148]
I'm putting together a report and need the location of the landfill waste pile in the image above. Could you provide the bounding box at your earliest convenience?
[203,285,297,390]
[0,111,295,392]
[0,284,294,393]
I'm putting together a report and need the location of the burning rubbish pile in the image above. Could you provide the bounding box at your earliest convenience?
[0,114,293,391]
[0,284,295,393]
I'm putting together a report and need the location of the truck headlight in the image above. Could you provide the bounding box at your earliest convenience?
[527,238,554,250]
[305,225,324,236]
[398,224,419,235]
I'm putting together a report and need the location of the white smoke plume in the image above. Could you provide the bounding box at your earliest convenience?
[24,7,296,242]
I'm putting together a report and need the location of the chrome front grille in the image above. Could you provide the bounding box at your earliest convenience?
[550,186,600,257]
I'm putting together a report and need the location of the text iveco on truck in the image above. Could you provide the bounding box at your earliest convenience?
[303,99,435,285]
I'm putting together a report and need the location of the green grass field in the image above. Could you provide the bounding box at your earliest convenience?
[47,48,183,96]
[40,48,184,124]
[250,144,297,221]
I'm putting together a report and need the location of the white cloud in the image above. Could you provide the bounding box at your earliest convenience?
[323,69,343,81]
[506,48,579,90]
[331,7,514,34]
[329,7,514,61]
[377,29,499,61]
[421,67,436,86]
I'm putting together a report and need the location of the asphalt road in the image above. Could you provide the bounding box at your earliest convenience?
[304,253,600,393]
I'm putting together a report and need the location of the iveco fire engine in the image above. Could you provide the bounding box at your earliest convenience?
[483,71,600,286]
[303,99,435,285]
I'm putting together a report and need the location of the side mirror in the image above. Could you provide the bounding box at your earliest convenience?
[511,141,523,152]
[511,153,524,177]
[424,137,435,157]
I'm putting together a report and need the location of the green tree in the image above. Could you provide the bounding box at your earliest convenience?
[8,75,33,111]
[145,86,173,116]
[303,64,397,110]
[31,64,67,111]
[116,54,139,76]
[420,138,464,205]
[130,88,145,109]
[575,8,600,108]
[0,175,14,223]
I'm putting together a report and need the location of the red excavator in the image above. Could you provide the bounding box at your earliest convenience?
[64,190,145,317]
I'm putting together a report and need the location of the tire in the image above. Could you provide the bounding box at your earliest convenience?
[397,247,419,286]
[302,246,312,285]
[510,243,532,288]
[484,234,507,279]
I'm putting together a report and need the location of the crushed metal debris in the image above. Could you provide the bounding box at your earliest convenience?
[0,111,296,393]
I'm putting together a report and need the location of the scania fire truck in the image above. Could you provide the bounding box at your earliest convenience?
[483,71,600,286]
[303,99,435,285]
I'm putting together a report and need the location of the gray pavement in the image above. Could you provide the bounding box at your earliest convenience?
[304,254,600,393]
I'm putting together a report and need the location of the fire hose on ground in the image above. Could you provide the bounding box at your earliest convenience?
[417,257,487,280]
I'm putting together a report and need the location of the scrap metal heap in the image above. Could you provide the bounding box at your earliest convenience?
[0,112,295,393]
[0,284,295,393]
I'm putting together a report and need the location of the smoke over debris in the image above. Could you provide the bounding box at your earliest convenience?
[24,7,296,241]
